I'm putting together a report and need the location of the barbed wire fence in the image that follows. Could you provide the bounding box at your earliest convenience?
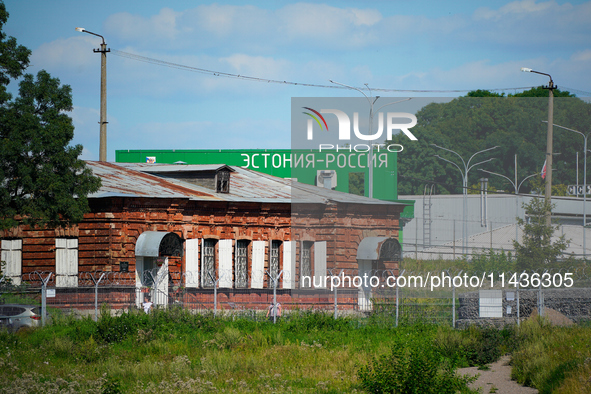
[1,266,590,327]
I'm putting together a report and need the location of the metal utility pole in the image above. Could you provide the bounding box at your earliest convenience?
[521,68,556,226]
[77,27,110,162]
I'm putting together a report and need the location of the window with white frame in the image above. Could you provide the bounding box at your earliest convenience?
[56,238,78,287]
[185,239,200,288]
[1,239,22,285]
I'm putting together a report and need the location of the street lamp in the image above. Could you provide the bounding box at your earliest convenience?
[521,67,556,226]
[432,144,498,254]
[479,154,541,242]
[76,27,110,162]
[329,80,410,198]
[542,121,589,257]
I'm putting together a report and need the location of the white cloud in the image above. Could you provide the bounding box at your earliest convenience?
[469,1,590,47]
[571,49,591,62]
[105,8,180,44]
[104,3,384,51]
[276,3,382,48]
[99,1,589,57]
[31,36,96,72]
[474,0,562,21]
[79,147,96,161]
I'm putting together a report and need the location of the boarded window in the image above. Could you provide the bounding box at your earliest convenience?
[185,239,199,288]
[282,241,296,289]
[1,239,22,286]
[218,239,233,288]
[313,241,327,289]
[56,238,78,288]
[251,241,265,289]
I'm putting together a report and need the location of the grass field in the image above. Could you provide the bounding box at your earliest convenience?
[0,307,589,394]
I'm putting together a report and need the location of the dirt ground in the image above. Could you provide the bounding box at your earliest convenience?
[457,356,538,394]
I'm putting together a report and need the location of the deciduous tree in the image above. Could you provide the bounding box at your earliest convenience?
[0,1,101,230]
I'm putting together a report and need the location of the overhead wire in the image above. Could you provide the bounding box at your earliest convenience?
[110,49,582,95]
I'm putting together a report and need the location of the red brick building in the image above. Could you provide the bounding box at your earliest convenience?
[1,162,406,310]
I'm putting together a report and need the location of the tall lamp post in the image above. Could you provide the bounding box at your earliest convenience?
[76,27,109,162]
[432,145,498,254]
[521,67,556,226]
[329,80,410,198]
[542,121,589,257]
[479,154,541,242]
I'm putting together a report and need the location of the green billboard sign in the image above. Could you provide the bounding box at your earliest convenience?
[116,149,400,201]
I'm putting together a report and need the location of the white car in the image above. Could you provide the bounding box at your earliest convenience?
[0,304,42,332]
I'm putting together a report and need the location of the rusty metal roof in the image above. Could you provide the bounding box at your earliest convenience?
[86,161,221,200]
[88,161,407,206]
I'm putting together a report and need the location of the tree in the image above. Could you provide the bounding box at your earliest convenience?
[467,89,505,97]
[0,1,30,104]
[513,198,570,271]
[0,1,101,230]
[509,86,575,98]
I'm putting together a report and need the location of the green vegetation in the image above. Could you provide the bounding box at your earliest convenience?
[357,334,478,394]
[0,1,101,230]
[511,319,591,394]
[471,249,515,274]
[0,309,589,393]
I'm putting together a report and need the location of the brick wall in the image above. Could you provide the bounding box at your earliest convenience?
[2,196,404,303]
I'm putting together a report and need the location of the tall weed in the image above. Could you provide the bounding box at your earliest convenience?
[357,336,478,393]
[511,318,591,393]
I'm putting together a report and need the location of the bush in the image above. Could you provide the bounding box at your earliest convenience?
[357,336,478,393]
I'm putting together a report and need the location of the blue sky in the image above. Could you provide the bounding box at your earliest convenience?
[4,0,591,161]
